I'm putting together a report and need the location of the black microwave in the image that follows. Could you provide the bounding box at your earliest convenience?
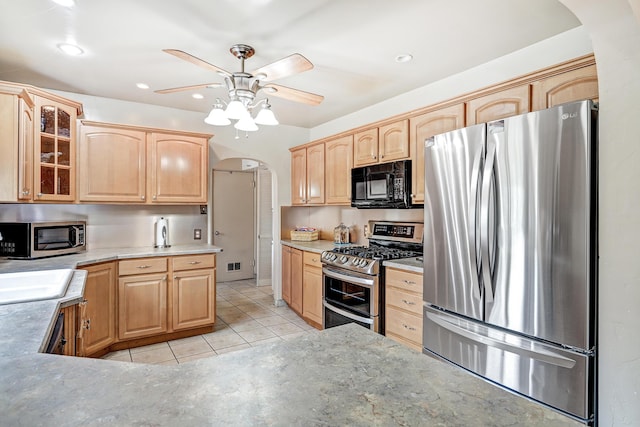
[351,160,417,209]
[0,221,86,259]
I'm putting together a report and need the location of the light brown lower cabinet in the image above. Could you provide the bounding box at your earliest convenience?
[171,254,216,331]
[118,271,169,340]
[281,245,303,314]
[302,251,323,328]
[78,261,117,357]
[385,267,423,351]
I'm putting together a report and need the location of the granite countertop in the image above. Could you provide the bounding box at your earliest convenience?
[1,323,579,426]
[280,239,348,253]
[0,243,222,273]
[384,256,424,274]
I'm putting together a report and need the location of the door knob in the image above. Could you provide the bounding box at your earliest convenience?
[214,231,221,235]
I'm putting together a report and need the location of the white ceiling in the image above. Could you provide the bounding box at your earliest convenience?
[0,0,580,128]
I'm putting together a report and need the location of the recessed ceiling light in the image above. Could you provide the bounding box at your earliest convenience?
[57,43,84,56]
[136,83,150,90]
[192,93,204,99]
[52,0,75,7]
[395,54,413,63]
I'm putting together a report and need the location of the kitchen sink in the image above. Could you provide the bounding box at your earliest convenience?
[0,269,74,305]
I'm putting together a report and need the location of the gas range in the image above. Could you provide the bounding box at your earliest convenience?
[321,221,424,276]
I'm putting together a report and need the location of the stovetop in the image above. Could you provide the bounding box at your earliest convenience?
[321,220,423,276]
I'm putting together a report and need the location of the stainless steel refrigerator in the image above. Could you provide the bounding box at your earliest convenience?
[422,100,597,424]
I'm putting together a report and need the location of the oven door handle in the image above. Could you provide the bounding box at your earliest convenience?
[322,267,375,288]
[323,301,374,325]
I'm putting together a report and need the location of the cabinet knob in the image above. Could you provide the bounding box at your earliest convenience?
[381,154,384,159]
[22,190,30,196]
[152,195,157,200]
[372,154,376,159]
[37,193,43,198]
[141,195,145,200]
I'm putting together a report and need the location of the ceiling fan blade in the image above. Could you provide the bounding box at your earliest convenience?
[251,54,313,82]
[263,84,324,106]
[163,49,232,77]
[155,82,223,94]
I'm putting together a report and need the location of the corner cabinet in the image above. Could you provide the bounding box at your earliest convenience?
[78,122,211,204]
[0,84,34,202]
[291,143,324,205]
[78,261,117,357]
[33,95,81,201]
[409,104,465,204]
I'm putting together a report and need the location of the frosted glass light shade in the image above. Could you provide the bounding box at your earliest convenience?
[225,100,248,120]
[234,116,258,132]
[204,106,231,125]
[254,106,278,125]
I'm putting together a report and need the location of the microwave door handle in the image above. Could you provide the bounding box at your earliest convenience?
[71,226,81,247]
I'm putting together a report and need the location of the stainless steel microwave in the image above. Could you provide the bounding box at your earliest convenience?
[351,160,418,209]
[0,221,86,259]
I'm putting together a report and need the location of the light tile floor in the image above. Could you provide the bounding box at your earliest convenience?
[101,279,319,365]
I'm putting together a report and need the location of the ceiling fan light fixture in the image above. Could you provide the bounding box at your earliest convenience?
[204,100,231,125]
[254,101,279,125]
[225,99,248,120]
[235,116,259,132]
[58,43,84,56]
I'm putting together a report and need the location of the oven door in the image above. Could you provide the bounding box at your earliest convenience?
[323,266,380,332]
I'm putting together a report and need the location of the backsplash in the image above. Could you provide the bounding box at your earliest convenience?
[281,206,424,244]
[0,204,207,249]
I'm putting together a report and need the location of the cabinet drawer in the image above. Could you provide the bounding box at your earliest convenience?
[303,251,322,268]
[119,257,168,276]
[386,287,423,316]
[385,268,423,295]
[173,253,216,271]
[385,306,422,345]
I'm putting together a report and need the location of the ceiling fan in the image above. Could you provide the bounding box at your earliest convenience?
[156,44,324,130]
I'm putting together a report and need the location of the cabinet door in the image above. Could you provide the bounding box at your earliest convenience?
[531,64,599,111]
[466,85,530,125]
[290,148,307,205]
[379,119,409,162]
[290,247,303,314]
[147,133,208,203]
[172,268,216,330]
[281,246,292,304]
[325,135,353,205]
[302,252,323,327]
[79,125,146,202]
[18,97,34,201]
[410,104,465,204]
[81,262,117,356]
[353,128,379,167]
[33,96,77,201]
[118,273,168,340]
[306,143,325,204]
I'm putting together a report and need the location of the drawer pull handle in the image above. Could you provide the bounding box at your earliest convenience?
[136,265,151,269]
[401,299,415,305]
[402,323,417,331]
[189,261,202,265]
[403,280,416,285]
[312,258,318,262]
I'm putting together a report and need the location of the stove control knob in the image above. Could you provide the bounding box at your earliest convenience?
[339,255,348,263]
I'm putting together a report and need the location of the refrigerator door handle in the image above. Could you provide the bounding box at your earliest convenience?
[426,311,577,369]
[480,138,496,303]
[469,148,484,301]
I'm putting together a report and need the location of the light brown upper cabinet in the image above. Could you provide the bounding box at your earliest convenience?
[33,95,81,201]
[409,104,465,204]
[466,85,530,125]
[148,132,208,204]
[291,143,325,205]
[79,122,210,204]
[354,119,410,167]
[79,125,147,202]
[0,84,34,202]
[325,135,353,205]
[532,64,598,111]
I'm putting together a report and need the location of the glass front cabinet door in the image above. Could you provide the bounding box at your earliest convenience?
[34,96,78,201]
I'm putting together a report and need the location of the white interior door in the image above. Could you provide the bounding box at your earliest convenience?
[256,168,273,287]
[212,170,255,282]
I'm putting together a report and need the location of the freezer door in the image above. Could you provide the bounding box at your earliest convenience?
[423,306,593,422]
[423,124,485,321]
[485,100,595,350]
